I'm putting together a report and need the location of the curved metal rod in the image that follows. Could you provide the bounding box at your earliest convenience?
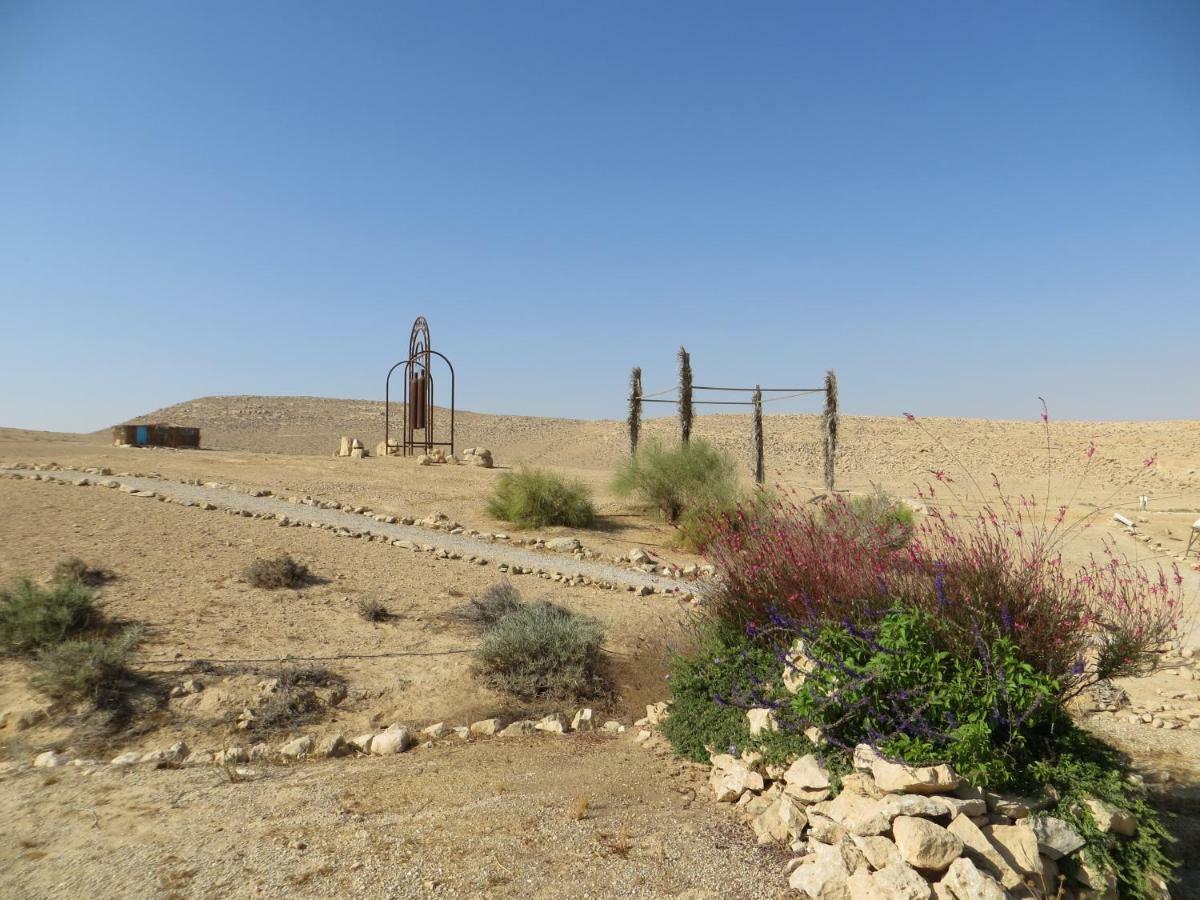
[384,349,455,456]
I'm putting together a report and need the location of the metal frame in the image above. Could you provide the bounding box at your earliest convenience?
[384,317,456,457]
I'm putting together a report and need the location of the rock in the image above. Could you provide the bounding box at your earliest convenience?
[709,760,764,802]
[789,841,852,899]
[339,436,351,457]
[33,750,71,768]
[370,727,414,755]
[546,537,581,552]
[110,751,144,766]
[421,722,452,739]
[469,718,503,736]
[499,720,538,737]
[946,815,1021,889]
[571,708,595,732]
[1028,816,1086,860]
[941,857,1006,900]
[852,862,932,900]
[1084,798,1137,836]
[842,773,885,799]
[317,734,348,758]
[644,701,669,725]
[628,548,653,564]
[851,835,903,870]
[751,795,808,844]
[981,823,1041,882]
[933,796,987,818]
[892,816,964,871]
[872,756,962,795]
[747,707,779,737]
[534,713,568,734]
[279,735,315,758]
[810,790,889,837]
[350,447,365,459]
[878,794,954,822]
[351,438,363,449]
[215,747,248,765]
[348,733,376,753]
[853,744,882,772]
[808,813,849,845]
[783,638,817,693]
[144,741,190,766]
[1076,859,1118,898]
[601,720,624,734]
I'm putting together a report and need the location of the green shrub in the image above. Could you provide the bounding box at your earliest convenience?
[31,624,144,702]
[840,489,914,549]
[0,578,100,654]
[472,600,606,701]
[487,468,597,529]
[243,554,311,589]
[51,557,112,586]
[613,438,741,551]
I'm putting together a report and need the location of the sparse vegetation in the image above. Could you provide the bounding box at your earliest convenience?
[487,468,597,529]
[568,795,591,821]
[0,577,100,654]
[31,624,144,702]
[452,579,523,630]
[356,597,390,622]
[247,665,343,734]
[612,437,743,551]
[470,583,606,702]
[840,488,914,549]
[51,556,113,586]
[243,554,311,589]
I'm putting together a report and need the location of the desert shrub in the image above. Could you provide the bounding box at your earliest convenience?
[243,554,311,589]
[472,600,605,701]
[452,579,523,630]
[249,665,343,733]
[0,577,100,654]
[51,556,112,586]
[487,468,596,529]
[357,597,389,621]
[612,437,737,528]
[840,489,914,549]
[31,624,144,702]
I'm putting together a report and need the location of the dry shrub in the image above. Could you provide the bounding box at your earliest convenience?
[51,557,113,587]
[451,580,523,630]
[356,597,390,622]
[243,555,311,589]
[31,624,144,702]
[248,665,342,734]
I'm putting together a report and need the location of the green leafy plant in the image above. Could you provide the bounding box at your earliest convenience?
[487,468,596,529]
[243,554,311,589]
[0,577,100,654]
[612,438,739,548]
[31,624,144,702]
[472,600,606,701]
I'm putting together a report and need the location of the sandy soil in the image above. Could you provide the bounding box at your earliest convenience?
[1,397,1198,897]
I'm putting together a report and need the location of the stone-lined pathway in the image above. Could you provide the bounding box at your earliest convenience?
[1,467,691,595]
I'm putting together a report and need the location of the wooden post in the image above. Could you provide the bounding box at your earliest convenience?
[753,385,764,485]
[678,346,693,444]
[823,370,838,493]
[628,366,642,456]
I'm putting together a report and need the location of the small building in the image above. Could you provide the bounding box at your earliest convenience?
[111,423,201,449]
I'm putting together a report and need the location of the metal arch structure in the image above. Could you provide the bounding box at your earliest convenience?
[384,317,456,457]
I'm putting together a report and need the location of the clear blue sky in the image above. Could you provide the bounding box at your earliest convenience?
[2,1,1198,431]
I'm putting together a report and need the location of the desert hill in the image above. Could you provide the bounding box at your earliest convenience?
[100,395,1200,504]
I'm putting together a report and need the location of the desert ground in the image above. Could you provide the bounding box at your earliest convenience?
[1,396,1197,899]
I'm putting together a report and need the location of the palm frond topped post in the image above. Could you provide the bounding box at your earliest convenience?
[678,346,693,444]
[823,369,839,493]
[628,366,642,456]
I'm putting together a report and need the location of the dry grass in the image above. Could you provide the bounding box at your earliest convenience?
[568,795,591,821]
[242,555,311,589]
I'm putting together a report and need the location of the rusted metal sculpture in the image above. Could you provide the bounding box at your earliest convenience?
[385,316,455,457]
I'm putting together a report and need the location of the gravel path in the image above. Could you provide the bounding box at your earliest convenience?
[2,467,691,595]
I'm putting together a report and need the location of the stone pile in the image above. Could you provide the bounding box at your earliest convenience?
[375,439,402,457]
[336,437,369,459]
[460,447,494,468]
[416,448,450,465]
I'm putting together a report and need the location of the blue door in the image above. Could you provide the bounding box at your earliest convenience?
[136,426,148,446]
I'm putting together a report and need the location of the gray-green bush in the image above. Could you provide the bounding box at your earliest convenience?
[487,468,596,529]
[0,577,100,654]
[471,589,606,701]
[31,624,144,702]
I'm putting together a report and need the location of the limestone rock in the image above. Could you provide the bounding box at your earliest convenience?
[1084,798,1137,836]
[747,707,779,737]
[789,841,852,899]
[534,713,568,734]
[317,734,348,758]
[571,708,595,732]
[810,790,889,837]
[751,795,808,844]
[546,537,581,552]
[279,735,315,759]
[349,733,376,753]
[420,722,452,739]
[33,750,71,768]
[808,813,849,845]
[981,823,1042,882]
[878,794,954,822]
[338,436,351,457]
[709,760,764,802]
[852,862,932,900]
[469,718,503,736]
[892,816,964,871]
[872,757,962,795]
[785,753,832,791]
[1029,816,1086,860]
[941,857,1005,900]
[370,727,415,755]
[783,638,817,693]
[499,720,538,737]
[851,834,903,871]
[946,814,1021,889]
